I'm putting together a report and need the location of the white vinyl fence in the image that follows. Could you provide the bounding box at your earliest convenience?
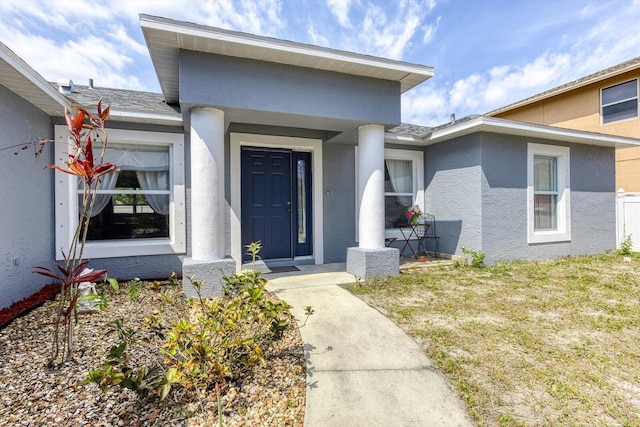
[616,190,640,251]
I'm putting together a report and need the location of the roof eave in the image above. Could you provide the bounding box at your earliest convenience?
[100,109,183,126]
[424,116,640,148]
[140,14,434,104]
[0,42,72,115]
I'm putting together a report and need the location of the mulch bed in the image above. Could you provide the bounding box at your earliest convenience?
[0,283,59,329]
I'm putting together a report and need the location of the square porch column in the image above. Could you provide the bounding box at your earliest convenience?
[347,124,399,280]
[182,107,235,297]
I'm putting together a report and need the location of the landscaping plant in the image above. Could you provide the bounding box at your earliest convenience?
[461,246,486,267]
[34,101,115,366]
[87,244,296,424]
[619,234,634,255]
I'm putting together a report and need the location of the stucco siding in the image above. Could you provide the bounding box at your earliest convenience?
[0,84,54,309]
[86,255,183,282]
[425,135,482,256]
[479,134,616,263]
[323,143,357,262]
[179,51,401,129]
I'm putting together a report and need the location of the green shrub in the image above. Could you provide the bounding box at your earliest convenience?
[619,235,633,256]
[461,247,486,268]
[87,256,294,404]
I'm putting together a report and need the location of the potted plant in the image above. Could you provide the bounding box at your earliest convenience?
[406,206,422,224]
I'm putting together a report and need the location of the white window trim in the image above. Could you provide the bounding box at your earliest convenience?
[54,126,186,259]
[354,147,424,241]
[600,78,639,125]
[527,143,571,244]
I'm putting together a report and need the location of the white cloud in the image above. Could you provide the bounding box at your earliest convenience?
[0,0,287,92]
[307,23,329,46]
[401,1,640,126]
[317,0,437,60]
[422,16,440,44]
[327,0,353,28]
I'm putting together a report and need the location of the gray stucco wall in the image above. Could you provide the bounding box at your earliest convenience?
[88,255,183,281]
[480,134,615,264]
[0,84,55,309]
[426,132,616,264]
[425,135,483,256]
[179,51,401,130]
[323,143,357,262]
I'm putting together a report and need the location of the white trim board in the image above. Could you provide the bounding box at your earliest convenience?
[230,133,324,269]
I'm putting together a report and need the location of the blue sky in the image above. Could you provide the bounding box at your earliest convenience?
[1,0,639,126]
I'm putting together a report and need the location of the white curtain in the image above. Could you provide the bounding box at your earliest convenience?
[385,159,412,210]
[136,171,169,215]
[385,159,412,194]
[84,145,170,216]
[89,171,119,217]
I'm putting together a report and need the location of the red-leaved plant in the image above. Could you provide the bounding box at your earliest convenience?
[35,100,115,366]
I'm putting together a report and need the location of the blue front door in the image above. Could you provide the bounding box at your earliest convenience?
[241,147,293,260]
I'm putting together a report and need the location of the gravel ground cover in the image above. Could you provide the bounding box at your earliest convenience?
[346,252,640,426]
[0,279,306,426]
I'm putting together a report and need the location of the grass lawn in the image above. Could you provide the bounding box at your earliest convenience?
[344,252,640,426]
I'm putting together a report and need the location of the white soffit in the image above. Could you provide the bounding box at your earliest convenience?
[425,116,640,148]
[0,42,71,115]
[140,14,434,104]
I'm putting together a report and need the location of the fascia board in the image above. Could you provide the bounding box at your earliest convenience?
[0,43,72,113]
[424,116,640,148]
[108,109,183,124]
[140,16,434,78]
[384,133,423,144]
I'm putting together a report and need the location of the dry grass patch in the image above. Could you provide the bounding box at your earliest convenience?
[344,252,640,426]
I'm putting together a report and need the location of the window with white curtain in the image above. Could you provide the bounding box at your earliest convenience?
[54,126,185,259]
[385,158,413,228]
[383,149,423,233]
[527,143,570,244]
[83,145,171,240]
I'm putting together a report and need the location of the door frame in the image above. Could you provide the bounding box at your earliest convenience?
[230,133,324,269]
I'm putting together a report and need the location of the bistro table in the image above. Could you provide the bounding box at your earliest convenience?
[398,222,431,260]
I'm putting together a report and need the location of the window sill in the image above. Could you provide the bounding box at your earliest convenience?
[56,238,185,260]
[528,231,571,244]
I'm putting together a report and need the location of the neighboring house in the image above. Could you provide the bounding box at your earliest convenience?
[488,56,640,192]
[2,15,639,309]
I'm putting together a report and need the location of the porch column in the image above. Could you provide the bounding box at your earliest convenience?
[358,124,385,249]
[182,107,236,298]
[346,124,399,280]
[191,107,225,259]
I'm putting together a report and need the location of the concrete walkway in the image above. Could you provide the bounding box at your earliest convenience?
[266,264,475,427]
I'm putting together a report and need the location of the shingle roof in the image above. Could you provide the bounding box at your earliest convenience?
[487,55,640,116]
[387,114,482,139]
[62,84,180,116]
[386,123,432,138]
